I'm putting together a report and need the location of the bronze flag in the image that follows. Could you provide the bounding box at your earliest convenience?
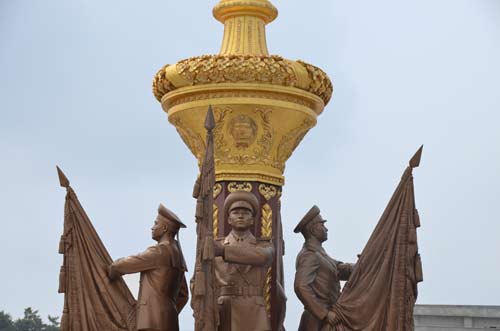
[329,146,424,331]
[57,166,137,331]
[191,106,219,331]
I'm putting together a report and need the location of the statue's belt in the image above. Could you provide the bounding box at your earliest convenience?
[217,286,263,297]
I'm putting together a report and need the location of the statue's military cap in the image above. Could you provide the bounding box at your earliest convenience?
[294,205,322,233]
[157,203,186,229]
[224,191,259,217]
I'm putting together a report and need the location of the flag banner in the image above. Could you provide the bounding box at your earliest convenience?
[329,148,423,331]
[57,167,137,331]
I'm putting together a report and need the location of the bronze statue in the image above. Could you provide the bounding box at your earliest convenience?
[212,191,274,331]
[109,204,189,331]
[57,110,424,331]
[294,205,354,331]
[326,146,424,331]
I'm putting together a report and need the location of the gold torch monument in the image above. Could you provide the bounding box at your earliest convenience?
[57,1,424,330]
[152,0,332,329]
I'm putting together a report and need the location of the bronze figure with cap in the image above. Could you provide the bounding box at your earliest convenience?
[213,191,274,331]
[294,205,355,331]
[108,204,189,331]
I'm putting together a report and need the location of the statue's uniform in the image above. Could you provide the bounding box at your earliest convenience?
[294,242,353,331]
[110,240,188,331]
[215,231,274,331]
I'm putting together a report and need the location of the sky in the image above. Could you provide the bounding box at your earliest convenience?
[1,0,499,329]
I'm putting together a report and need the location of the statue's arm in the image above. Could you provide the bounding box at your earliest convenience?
[223,245,274,266]
[109,246,159,279]
[176,274,189,313]
[337,262,355,281]
[294,252,328,321]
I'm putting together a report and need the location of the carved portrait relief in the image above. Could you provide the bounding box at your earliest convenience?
[228,114,258,149]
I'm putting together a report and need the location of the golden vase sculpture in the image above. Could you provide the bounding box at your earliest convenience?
[152,1,332,329]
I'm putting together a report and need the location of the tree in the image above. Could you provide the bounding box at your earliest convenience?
[0,311,15,331]
[0,308,59,331]
[44,316,59,331]
[13,308,44,331]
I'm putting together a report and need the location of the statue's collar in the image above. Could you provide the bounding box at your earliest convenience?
[224,231,256,245]
[304,240,326,254]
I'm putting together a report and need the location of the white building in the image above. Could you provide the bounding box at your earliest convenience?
[415,305,500,330]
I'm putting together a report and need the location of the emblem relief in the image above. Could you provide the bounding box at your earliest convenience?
[214,107,277,168]
[228,114,258,149]
[170,105,316,182]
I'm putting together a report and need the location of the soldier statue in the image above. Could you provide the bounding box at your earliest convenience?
[294,205,354,331]
[213,191,274,331]
[109,204,189,331]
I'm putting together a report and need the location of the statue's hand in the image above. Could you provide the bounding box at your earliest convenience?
[214,240,225,257]
[325,310,340,327]
[108,264,120,281]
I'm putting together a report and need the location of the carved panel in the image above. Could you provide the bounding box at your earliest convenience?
[213,183,223,199]
[153,55,333,105]
[227,182,253,193]
[258,184,277,201]
[276,118,314,170]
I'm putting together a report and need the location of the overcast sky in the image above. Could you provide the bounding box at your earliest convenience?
[1,0,499,329]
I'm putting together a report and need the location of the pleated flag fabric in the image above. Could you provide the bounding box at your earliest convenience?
[57,167,137,331]
[329,147,424,331]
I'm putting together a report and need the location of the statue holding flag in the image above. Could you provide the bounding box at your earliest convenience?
[56,167,189,331]
[293,147,424,331]
[108,204,189,331]
[56,107,424,331]
[293,205,355,331]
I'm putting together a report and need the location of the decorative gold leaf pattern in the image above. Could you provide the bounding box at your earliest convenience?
[213,204,219,239]
[264,267,272,316]
[258,184,277,201]
[260,204,272,239]
[213,183,222,199]
[228,182,253,193]
[153,55,333,105]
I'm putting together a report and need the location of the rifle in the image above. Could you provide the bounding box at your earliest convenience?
[191,106,219,331]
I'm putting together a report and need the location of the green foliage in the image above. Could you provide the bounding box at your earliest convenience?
[0,311,15,331]
[0,308,59,331]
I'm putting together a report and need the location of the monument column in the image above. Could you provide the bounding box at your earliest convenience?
[152,1,333,329]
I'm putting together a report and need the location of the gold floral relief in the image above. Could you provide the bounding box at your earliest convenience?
[170,116,206,161]
[152,55,333,105]
[260,203,272,239]
[276,118,315,170]
[213,183,223,199]
[228,182,253,193]
[258,184,277,201]
[213,204,219,238]
[264,267,272,316]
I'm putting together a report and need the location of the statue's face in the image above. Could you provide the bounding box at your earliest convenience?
[228,207,254,231]
[151,218,167,240]
[311,217,328,242]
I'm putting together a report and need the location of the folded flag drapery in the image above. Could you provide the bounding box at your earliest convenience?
[57,166,137,331]
[330,147,424,331]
